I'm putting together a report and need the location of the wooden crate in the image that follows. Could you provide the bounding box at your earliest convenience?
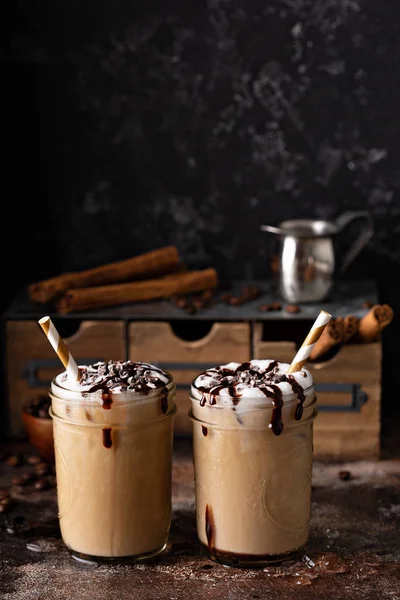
[4,320,126,436]
[253,323,382,460]
[128,321,251,435]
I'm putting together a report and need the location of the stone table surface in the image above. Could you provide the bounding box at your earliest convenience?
[0,439,399,600]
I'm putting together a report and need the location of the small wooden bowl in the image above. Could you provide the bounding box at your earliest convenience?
[22,410,55,463]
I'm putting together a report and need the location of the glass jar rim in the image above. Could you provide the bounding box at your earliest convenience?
[189,382,314,407]
[51,374,176,406]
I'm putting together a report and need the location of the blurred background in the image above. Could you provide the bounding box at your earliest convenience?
[3,1,400,435]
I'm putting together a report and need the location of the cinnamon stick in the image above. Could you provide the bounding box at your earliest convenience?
[56,268,219,314]
[29,246,181,304]
[357,304,394,343]
[342,315,361,343]
[310,317,345,361]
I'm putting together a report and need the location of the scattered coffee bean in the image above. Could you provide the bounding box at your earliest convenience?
[12,473,34,487]
[338,470,352,481]
[259,303,272,312]
[5,454,23,467]
[27,455,42,465]
[192,297,205,310]
[0,494,12,513]
[228,296,244,306]
[35,463,52,477]
[175,297,187,309]
[362,301,374,309]
[221,293,232,303]
[243,285,262,301]
[270,302,282,311]
[285,304,301,314]
[34,478,50,491]
[0,489,10,502]
[201,289,213,303]
[24,394,51,419]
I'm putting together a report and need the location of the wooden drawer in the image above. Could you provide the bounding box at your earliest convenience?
[253,323,382,460]
[4,320,126,436]
[128,321,251,435]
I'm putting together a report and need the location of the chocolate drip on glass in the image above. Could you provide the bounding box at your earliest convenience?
[287,375,306,421]
[102,428,112,449]
[260,384,284,436]
[160,387,168,414]
[205,504,214,551]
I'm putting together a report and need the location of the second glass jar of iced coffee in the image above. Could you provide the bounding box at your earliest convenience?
[189,359,317,567]
[50,360,176,564]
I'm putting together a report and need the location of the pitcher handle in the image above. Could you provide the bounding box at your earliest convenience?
[335,211,374,273]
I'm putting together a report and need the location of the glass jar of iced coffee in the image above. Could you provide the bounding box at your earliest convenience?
[189,359,317,567]
[50,360,176,564]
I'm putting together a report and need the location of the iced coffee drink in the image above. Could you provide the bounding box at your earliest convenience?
[50,360,176,563]
[190,359,316,567]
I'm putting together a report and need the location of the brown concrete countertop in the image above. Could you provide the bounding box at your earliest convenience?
[1,439,399,600]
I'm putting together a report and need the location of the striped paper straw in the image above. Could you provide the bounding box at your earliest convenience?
[286,310,332,374]
[38,316,81,381]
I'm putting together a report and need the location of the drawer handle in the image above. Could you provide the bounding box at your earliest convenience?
[21,358,102,387]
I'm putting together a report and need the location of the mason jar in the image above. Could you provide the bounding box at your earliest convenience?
[189,376,316,568]
[49,370,176,564]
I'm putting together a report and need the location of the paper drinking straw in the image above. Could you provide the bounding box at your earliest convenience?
[286,310,332,374]
[38,316,81,381]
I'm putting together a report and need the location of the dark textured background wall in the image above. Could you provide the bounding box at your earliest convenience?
[4,1,400,421]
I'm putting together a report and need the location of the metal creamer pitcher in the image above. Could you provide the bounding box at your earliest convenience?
[261,211,373,303]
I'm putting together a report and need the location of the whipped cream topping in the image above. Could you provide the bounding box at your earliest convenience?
[57,360,170,394]
[192,360,312,399]
[191,360,314,435]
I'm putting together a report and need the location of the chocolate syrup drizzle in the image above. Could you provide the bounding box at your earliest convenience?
[77,360,171,415]
[194,360,309,436]
[102,428,112,449]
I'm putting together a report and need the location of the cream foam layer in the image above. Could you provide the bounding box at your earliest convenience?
[53,360,171,403]
[191,359,314,409]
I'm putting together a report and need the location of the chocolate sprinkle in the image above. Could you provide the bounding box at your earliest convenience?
[194,361,311,436]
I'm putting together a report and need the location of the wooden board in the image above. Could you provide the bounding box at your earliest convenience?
[128,321,251,434]
[4,320,126,436]
[252,323,382,460]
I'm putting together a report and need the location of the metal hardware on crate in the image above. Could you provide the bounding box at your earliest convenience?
[21,358,102,387]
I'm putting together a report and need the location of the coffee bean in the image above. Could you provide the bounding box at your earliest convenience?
[270,302,282,311]
[192,297,205,310]
[0,490,10,502]
[27,455,42,465]
[243,285,261,300]
[259,303,272,312]
[0,497,12,513]
[35,463,51,477]
[201,289,213,303]
[228,296,244,306]
[34,478,50,491]
[221,293,232,303]
[362,300,373,309]
[5,454,23,467]
[12,473,34,487]
[285,304,301,313]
